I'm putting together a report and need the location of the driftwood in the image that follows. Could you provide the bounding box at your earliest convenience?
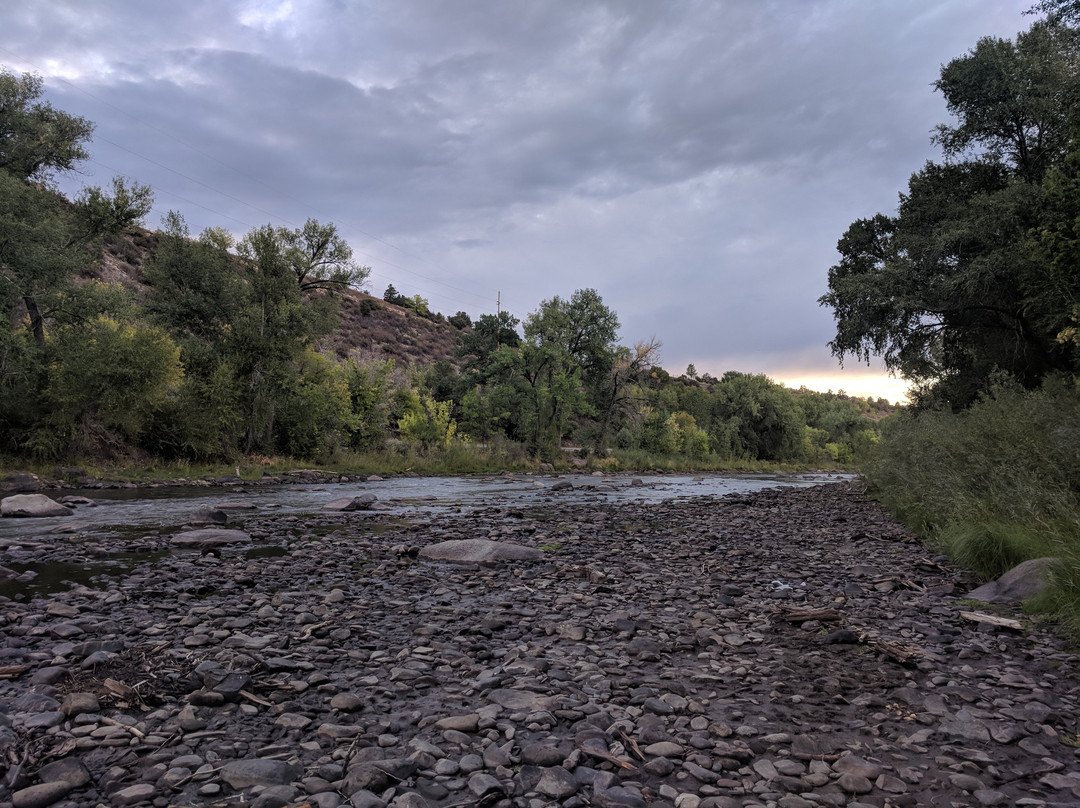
[781,607,841,624]
[870,639,927,666]
[960,611,1023,630]
[576,743,638,771]
[614,723,646,760]
[0,664,28,680]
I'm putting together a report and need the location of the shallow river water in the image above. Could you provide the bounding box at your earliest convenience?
[0,471,848,599]
[0,471,846,544]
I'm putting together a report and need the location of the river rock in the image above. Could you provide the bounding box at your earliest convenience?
[187,507,228,525]
[1,472,40,493]
[11,781,73,808]
[967,557,1057,603]
[1,494,72,518]
[323,493,378,511]
[418,539,543,563]
[220,758,302,788]
[2,481,1080,808]
[170,527,252,546]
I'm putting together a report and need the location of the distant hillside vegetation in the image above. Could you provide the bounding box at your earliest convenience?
[85,228,462,369]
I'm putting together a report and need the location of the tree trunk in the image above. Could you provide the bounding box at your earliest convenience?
[23,295,45,349]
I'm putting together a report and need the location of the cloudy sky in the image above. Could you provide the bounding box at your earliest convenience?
[2,0,1038,401]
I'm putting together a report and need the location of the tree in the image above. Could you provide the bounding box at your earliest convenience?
[458,311,521,374]
[517,289,619,457]
[278,218,369,294]
[232,224,324,451]
[932,22,1080,183]
[711,374,806,461]
[820,20,1080,407]
[1028,1,1080,24]
[145,212,243,349]
[0,70,152,349]
[0,70,93,182]
[449,311,471,330]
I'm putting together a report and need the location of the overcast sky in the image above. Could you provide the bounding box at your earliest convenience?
[1,0,1038,401]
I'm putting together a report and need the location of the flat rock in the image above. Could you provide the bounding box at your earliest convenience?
[1,494,72,518]
[12,781,74,808]
[487,688,559,712]
[323,493,378,511]
[418,538,543,563]
[170,527,252,546]
[220,758,302,788]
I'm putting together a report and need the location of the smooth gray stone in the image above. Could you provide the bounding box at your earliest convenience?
[1,494,72,518]
[11,781,74,808]
[171,527,252,546]
[967,557,1056,603]
[220,758,302,788]
[323,494,378,511]
[419,539,543,563]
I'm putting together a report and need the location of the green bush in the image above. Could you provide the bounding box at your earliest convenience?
[861,376,1080,637]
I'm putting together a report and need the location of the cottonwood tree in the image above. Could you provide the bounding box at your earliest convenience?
[820,20,1080,407]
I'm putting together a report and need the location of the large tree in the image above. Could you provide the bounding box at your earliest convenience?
[820,20,1080,407]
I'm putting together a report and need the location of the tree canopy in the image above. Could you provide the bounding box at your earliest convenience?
[820,19,1080,407]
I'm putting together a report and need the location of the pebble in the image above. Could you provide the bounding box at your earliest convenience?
[1,482,1079,808]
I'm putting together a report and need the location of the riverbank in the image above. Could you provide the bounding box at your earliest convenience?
[2,482,1078,808]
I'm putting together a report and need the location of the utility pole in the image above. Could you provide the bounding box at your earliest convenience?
[496,291,502,350]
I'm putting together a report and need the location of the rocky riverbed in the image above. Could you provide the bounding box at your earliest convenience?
[1,481,1079,808]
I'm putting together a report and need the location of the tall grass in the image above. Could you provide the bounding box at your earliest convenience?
[861,376,1080,635]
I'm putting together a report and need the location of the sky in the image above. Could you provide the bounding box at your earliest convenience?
[1,0,1040,403]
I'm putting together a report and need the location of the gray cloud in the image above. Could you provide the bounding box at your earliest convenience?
[0,0,1035,399]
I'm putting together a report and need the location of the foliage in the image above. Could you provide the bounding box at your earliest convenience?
[0,69,94,182]
[398,395,457,450]
[278,218,370,293]
[0,71,884,470]
[859,374,1080,634]
[33,315,182,457]
[344,358,395,451]
[820,20,1080,408]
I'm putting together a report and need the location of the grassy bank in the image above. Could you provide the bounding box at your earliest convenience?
[861,377,1080,638]
[1,441,837,484]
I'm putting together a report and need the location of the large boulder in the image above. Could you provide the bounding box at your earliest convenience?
[419,539,544,563]
[967,557,1057,603]
[323,493,378,511]
[1,473,41,492]
[170,528,252,547]
[1,493,72,518]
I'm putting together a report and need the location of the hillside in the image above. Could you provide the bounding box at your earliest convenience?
[323,290,463,368]
[86,229,463,369]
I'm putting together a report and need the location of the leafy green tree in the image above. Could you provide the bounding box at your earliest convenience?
[449,311,471,330]
[34,314,182,457]
[711,374,806,461]
[0,70,93,181]
[232,224,324,451]
[516,289,619,458]
[279,218,370,294]
[821,20,1080,406]
[274,349,357,458]
[398,395,457,450]
[344,357,395,451]
[1,70,153,349]
[458,311,521,374]
[1028,0,1080,25]
[145,212,244,350]
[933,22,1080,183]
